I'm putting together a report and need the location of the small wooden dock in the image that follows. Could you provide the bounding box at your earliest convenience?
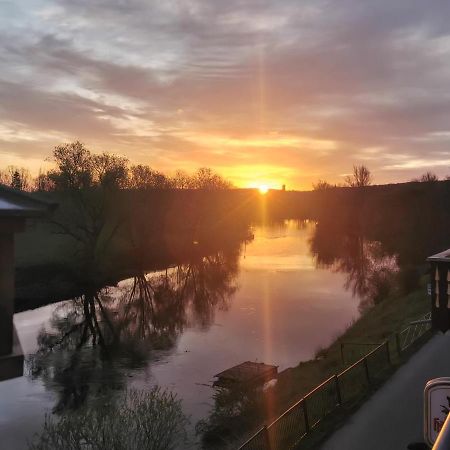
[214,361,278,388]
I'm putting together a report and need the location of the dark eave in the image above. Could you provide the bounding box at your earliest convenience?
[0,184,57,218]
[427,249,450,263]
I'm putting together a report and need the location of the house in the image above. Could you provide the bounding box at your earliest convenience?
[0,185,55,381]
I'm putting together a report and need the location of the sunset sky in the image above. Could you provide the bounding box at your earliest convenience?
[2,1,450,189]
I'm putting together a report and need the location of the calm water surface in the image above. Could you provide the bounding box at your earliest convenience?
[1,221,362,449]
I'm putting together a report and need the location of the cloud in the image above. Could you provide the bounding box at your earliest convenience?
[2,0,450,186]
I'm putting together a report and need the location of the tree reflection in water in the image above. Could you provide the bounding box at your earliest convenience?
[198,221,403,449]
[28,296,124,413]
[310,220,400,311]
[28,246,241,413]
[120,249,239,344]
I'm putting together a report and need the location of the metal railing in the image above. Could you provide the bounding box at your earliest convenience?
[340,341,381,366]
[239,342,390,450]
[396,312,431,352]
[238,313,432,450]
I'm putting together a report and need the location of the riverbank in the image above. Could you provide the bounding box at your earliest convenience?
[13,218,253,312]
[227,281,431,449]
[9,221,365,450]
[275,281,430,409]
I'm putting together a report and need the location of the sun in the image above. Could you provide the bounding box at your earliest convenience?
[258,184,269,194]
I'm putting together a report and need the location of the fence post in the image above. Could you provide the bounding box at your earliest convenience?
[363,357,371,386]
[395,332,402,356]
[262,425,271,450]
[302,398,310,434]
[340,343,345,365]
[385,340,391,365]
[334,374,342,406]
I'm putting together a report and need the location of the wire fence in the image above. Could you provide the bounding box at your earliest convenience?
[238,313,432,450]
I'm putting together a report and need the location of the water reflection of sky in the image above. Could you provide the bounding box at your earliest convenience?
[1,221,361,449]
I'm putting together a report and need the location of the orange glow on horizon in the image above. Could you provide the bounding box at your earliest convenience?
[179,131,337,151]
[229,169,288,190]
[258,185,269,194]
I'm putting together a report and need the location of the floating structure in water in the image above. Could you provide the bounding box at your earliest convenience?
[214,361,278,388]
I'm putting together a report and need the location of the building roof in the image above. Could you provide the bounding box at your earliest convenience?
[0,184,56,218]
[427,249,450,263]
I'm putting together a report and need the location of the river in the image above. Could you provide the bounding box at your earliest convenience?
[0,220,389,449]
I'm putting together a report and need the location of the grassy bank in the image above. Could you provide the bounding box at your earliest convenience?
[221,280,431,449]
[13,189,257,311]
[274,282,430,410]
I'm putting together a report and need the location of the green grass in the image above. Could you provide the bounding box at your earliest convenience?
[291,328,433,450]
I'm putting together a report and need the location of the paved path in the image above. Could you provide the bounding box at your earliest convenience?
[321,333,450,450]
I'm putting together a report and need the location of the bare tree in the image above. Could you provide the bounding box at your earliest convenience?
[170,168,232,190]
[47,145,126,281]
[49,141,94,190]
[92,153,129,189]
[192,167,233,190]
[34,169,55,191]
[128,164,171,189]
[171,170,192,189]
[345,165,372,187]
[312,179,334,191]
[47,142,131,190]
[413,172,438,183]
[0,166,31,190]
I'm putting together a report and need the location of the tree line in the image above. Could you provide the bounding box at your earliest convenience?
[4,145,444,195]
[312,165,373,190]
[313,164,446,191]
[1,141,232,192]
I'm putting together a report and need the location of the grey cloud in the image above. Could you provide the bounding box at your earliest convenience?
[0,80,128,137]
[2,0,450,182]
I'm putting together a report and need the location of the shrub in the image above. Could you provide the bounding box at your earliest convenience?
[28,387,188,450]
